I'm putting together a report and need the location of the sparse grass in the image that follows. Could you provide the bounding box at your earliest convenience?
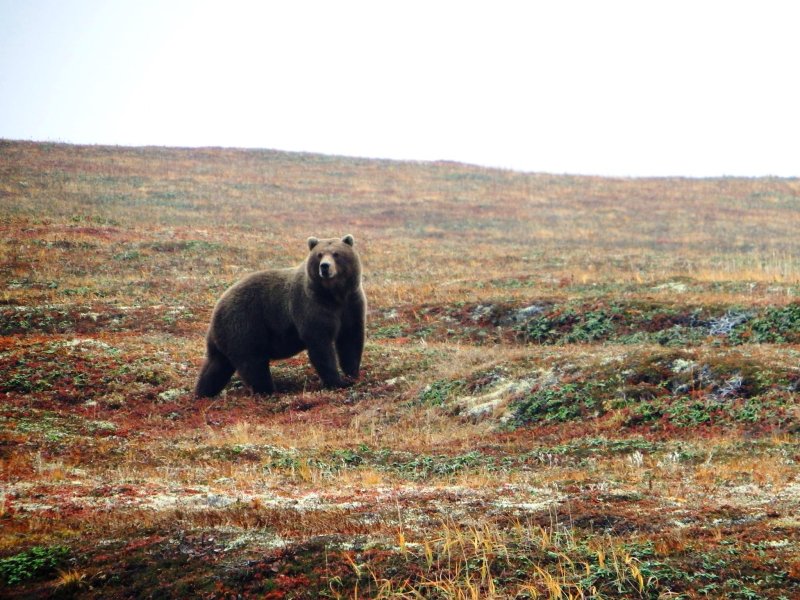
[1,140,799,598]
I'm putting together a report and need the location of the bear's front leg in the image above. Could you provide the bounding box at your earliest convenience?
[306,341,348,389]
[336,319,364,380]
[335,294,366,379]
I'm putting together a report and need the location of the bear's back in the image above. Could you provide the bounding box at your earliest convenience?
[209,267,302,358]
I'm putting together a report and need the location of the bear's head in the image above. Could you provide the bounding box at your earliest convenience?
[306,234,361,292]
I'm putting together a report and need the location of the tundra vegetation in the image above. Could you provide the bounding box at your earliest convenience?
[1,140,799,598]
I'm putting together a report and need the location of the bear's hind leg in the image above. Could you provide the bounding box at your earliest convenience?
[195,350,235,398]
[236,359,275,395]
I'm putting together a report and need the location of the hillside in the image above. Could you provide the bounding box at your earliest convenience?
[1,140,799,598]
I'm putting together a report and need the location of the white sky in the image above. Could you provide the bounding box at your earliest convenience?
[1,0,799,177]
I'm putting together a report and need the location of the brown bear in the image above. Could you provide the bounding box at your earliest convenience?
[194,235,366,397]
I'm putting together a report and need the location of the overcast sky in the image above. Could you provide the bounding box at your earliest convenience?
[1,0,798,177]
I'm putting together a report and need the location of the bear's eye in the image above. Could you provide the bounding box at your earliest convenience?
[333,252,339,258]
[317,253,323,259]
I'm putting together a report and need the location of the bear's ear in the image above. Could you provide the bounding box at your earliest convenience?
[307,237,319,251]
[342,234,355,247]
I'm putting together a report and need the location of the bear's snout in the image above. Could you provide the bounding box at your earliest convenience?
[319,257,337,279]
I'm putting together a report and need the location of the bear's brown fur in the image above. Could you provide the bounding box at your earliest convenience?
[195,235,366,397]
